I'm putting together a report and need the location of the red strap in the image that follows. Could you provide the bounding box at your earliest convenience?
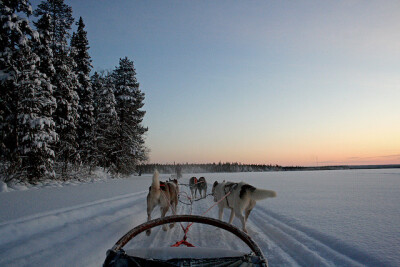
[171,235,195,247]
[171,239,195,247]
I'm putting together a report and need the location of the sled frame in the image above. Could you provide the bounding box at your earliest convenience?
[111,214,268,266]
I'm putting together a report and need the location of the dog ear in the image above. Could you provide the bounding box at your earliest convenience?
[213,181,218,187]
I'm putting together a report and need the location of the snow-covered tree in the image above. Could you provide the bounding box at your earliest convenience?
[34,0,74,58]
[33,12,55,80]
[34,0,80,177]
[92,72,119,173]
[71,17,94,166]
[16,60,57,182]
[0,0,31,168]
[52,47,80,176]
[112,57,148,175]
[0,0,57,182]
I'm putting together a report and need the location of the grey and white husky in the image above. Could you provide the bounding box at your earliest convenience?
[212,181,276,233]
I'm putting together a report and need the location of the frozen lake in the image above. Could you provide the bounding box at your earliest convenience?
[0,168,399,266]
[203,169,400,266]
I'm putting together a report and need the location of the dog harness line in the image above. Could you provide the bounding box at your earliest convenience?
[170,184,234,248]
[223,183,238,208]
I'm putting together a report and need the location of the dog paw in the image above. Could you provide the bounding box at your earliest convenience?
[146,230,151,236]
[162,225,168,231]
[169,223,175,229]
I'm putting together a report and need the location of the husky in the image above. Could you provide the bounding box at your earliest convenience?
[212,181,276,233]
[197,177,207,198]
[189,177,198,198]
[146,170,179,236]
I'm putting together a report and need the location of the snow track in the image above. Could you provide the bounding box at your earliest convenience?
[249,208,362,266]
[0,191,149,266]
[0,177,389,266]
[250,207,388,266]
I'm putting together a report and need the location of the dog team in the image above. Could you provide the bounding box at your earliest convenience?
[189,176,207,198]
[146,170,276,234]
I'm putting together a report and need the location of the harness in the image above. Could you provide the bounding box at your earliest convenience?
[159,182,167,191]
[194,178,198,184]
[223,183,238,208]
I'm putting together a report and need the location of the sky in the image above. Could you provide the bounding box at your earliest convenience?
[55,0,400,166]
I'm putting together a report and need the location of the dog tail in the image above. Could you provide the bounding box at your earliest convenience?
[239,184,276,200]
[251,188,277,201]
[151,170,160,190]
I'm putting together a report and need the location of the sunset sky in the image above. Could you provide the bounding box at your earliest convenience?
[67,0,400,166]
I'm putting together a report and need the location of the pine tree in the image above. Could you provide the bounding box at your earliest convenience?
[71,17,94,167]
[92,72,119,173]
[0,0,31,169]
[0,0,57,182]
[33,12,55,80]
[112,57,148,175]
[32,11,58,179]
[34,0,74,58]
[34,0,80,177]
[16,58,57,182]
[53,45,80,176]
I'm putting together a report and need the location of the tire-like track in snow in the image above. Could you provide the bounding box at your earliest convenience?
[0,178,385,266]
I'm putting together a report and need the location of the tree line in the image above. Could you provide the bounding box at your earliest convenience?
[139,163,283,175]
[0,0,148,183]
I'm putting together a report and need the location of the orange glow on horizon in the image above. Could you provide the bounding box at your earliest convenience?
[149,129,400,166]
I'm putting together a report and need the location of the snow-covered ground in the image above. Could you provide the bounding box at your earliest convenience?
[0,169,399,266]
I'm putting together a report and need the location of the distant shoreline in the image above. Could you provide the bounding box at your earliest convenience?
[279,164,400,171]
[138,163,400,174]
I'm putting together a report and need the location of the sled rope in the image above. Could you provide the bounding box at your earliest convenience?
[171,189,233,247]
[177,191,194,216]
[170,227,195,247]
[178,192,213,205]
[187,189,232,227]
[163,190,195,247]
[159,180,233,248]
[178,180,206,187]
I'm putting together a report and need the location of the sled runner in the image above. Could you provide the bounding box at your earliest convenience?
[103,215,268,267]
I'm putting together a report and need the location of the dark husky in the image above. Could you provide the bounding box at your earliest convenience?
[189,176,198,198]
[146,170,179,236]
[196,177,207,198]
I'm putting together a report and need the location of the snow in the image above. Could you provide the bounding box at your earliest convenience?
[0,169,399,266]
[0,181,8,193]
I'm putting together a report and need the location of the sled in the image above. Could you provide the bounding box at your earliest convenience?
[103,215,268,266]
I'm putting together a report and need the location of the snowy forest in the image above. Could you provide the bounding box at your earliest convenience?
[0,0,148,183]
[138,163,284,175]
